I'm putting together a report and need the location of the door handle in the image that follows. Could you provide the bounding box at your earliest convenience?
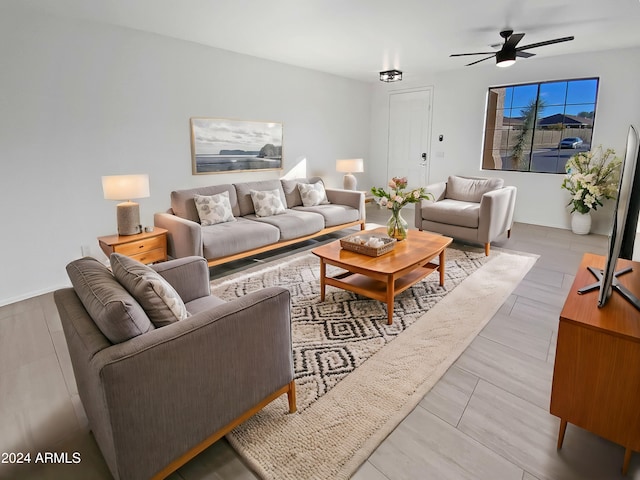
[420,152,427,167]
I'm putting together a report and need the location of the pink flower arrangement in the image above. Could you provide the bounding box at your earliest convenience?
[371,177,432,210]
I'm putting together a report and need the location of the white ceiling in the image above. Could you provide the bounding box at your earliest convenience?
[6,0,640,82]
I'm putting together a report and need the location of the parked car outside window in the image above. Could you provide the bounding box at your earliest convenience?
[559,137,584,149]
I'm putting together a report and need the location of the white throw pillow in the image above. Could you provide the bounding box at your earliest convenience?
[110,253,189,327]
[250,189,286,217]
[194,191,235,226]
[297,182,330,207]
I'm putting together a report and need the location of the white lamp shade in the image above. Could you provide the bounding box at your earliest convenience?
[336,158,364,173]
[102,174,150,201]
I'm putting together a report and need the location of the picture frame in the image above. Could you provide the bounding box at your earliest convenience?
[190,117,283,175]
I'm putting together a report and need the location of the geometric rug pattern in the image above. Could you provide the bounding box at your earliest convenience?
[211,247,490,411]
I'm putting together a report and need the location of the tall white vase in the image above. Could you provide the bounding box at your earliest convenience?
[571,211,592,235]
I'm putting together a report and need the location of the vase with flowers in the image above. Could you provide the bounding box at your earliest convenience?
[561,146,621,235]
[371,177,433,240]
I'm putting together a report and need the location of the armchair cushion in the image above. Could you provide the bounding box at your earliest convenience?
[445,176,504,203]
[422,199,480,228]
[66,256,154,344]
[110,253,190,327]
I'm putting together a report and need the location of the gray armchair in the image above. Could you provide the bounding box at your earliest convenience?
[415,175,517,255]
[54,255,295,480]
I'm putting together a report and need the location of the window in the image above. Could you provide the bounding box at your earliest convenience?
[482,78,599,174]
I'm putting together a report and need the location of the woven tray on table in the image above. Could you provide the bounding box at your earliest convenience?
[340,232,396,257]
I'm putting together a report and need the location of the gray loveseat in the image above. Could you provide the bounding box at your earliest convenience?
[154,177,365,266]
[415,175,517,255]
[54,255,295,480]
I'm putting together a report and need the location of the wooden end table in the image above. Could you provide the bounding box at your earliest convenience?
[98,227,168,264]
[311,228,453,324]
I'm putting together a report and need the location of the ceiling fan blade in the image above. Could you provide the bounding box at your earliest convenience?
[504,32,525,49]
[450,52,496,57]
[516,36,574,51]
[465,55,495,67]
[516,51,535,58]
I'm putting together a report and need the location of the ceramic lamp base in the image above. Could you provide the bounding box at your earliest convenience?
[116,201,141,235]
[343,173,357,190]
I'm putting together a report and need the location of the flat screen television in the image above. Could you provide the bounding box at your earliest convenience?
[578,125,640,310]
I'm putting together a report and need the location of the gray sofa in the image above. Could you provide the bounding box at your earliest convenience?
[154,177,365,266]
[415,175,517,255]
[54,255,295,480]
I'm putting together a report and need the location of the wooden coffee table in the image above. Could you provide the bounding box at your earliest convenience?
[311,228,453,325]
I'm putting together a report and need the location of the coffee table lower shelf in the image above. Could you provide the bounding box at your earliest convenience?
[321,262,440,324]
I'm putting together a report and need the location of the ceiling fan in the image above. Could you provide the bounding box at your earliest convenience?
[450,29,574,67]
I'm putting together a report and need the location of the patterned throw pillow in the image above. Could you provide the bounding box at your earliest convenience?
[250,189,286,217]
[194,191,235,226]
[297,182,330,207]
[110,253,190,327]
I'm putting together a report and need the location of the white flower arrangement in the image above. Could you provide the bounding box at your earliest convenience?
[561,146,621,214]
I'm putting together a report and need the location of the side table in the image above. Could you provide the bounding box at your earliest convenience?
[98,227,168,264]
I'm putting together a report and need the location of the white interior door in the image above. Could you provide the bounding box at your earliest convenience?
[387,89,433,189]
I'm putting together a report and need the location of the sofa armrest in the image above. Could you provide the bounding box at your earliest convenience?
[151,256,210,303]
[478,186,517,242]
[89,287,292,480]
[325,188,365,221]
[154,212,203,259]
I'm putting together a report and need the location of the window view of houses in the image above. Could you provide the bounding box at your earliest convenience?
[483,78,598,173]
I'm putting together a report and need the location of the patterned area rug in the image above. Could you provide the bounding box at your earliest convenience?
[210,246,538,479]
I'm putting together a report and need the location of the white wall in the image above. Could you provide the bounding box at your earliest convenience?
[0,9,371,306]
[368,47,640,234]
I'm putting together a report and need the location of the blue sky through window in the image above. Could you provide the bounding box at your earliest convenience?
[497,78,598,113]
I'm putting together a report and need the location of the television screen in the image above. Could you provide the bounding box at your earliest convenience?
[597,125,640,309]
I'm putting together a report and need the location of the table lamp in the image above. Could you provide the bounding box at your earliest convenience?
[336,158,364,190]
[102,174,150,235]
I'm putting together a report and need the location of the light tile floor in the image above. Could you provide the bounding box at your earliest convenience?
[1,204,638,479]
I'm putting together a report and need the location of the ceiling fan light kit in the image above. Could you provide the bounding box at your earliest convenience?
[450,29,574,68]
[496,48,516,68]
[380,69,403,82]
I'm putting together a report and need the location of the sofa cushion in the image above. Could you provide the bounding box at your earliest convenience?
[171,184,239,222]
[201,217,281,259]
[281,177,324,207]
[281,177,310,208]
[250,189,286,217]
[110,253,189,327]
[234,180,286,216]
[293,204,359,227]
[422,199,480,228]
[245,210,324,240]
[298,182,329,207]
[445,176,504,203]
[194,191,236,226]
[66,257,154,344]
